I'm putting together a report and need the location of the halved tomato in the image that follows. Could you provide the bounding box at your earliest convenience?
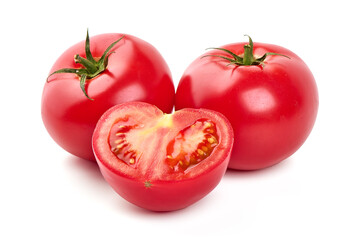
[92,102,233,211]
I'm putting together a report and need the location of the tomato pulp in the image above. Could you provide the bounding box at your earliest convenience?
[42,32,175,161]
[175,38,318,170]
[92,102,233,211]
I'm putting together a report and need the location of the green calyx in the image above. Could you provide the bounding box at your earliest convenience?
[47,29,124,100]
[202,35,290,67]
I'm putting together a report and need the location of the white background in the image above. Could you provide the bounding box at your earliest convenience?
[1,0,359,239]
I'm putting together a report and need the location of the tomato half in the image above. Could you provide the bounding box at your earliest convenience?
[92,102,233,211]
[175,37,318,170]
[41,32,174,161]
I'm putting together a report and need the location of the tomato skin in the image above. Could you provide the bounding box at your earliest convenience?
[175,42,319,170]
[41,33,174,161]
[92,102,233,211]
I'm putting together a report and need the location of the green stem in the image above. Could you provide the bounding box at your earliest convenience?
[243,45,254,65]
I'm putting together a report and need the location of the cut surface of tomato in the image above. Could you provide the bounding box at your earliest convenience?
[92,102,233,211]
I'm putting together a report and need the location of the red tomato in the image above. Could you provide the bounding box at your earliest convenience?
[175,36,318,170]
[92,102,233,211]
[42,31,175,161]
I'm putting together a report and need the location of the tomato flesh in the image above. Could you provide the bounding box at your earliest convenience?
[109,117,219,173]
[166,119,219,172]
[93,102,233,211]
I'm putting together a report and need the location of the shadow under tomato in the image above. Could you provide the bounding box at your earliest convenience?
[224,157,294,179]
[64,155,105,183]
[119,192,218,217]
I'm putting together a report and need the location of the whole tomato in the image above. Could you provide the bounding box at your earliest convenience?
[175,36,318,170]
[42,31,175,161]
[92,102,234,211]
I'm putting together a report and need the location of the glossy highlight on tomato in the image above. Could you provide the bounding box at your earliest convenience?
[41,31,175,161]
[175,36,319,170]
[92,102,234,211]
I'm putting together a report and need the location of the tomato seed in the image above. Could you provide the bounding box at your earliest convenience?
[116,143,126,149]
[197,149,204,155]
